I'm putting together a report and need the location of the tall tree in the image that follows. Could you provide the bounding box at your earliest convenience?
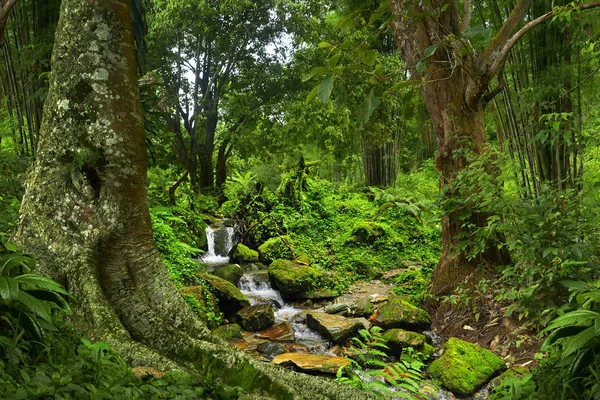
[13,1,369,398]
[389,0,600,296]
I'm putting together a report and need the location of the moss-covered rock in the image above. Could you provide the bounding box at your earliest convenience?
[258,236,294,264]
[212,264,244,286]
[232,243,259,263]
[212,323,243,340]
[429,338,506,396]
[196,272,250,315]
[382,329,426,357]
[237,304,275,331]
[306,312,364,344]
[369,295,431,331]
[268,260,322,298]
[347,221,386,245]
[489,366,530,391]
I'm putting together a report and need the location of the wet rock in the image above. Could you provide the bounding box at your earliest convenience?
[212,264,243,286]
[324,302,353,315]
[239,263,263,272]
[295,289,338,300]
[258,321,295,342]
[306,311,364,344]
[257,341,287,360]
[237,304,275,332]
[232,243,259,263]
[268,260,323,298]
[429,337,506,396]
[272,353,351,375]
[352,297,374,317]
[212,323,243,340]
[283,343,310,353]
[195,272,250,315]
[329,345,344,356]
[369,295,431,331]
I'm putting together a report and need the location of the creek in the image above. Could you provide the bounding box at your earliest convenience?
[201,221,235,264]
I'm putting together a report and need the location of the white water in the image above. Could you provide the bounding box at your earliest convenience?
[239,272,331,353]
[201,225,235,264]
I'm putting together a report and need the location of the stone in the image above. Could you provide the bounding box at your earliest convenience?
[347,221,386,245]
[196,272,250,315]
[268,260,322,297]
[369,295,431,331]
[258,321,295,342]
[272,353,351,375]
[283,343,310,353]
[324,302,353,315]
[429,338,506,396]
[352,297,374,317]
[295,289,338,300]
[237,304,275,332]
[258,236,293,264]
[232,243,259,263]
[212,264,243,286]
[306,311,364,344]
[382,329,427,357]
[212,323,243,340]
[257,341,287,360]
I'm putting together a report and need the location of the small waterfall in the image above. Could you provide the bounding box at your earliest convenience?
[238,271,331,354]
[201,223,235,264]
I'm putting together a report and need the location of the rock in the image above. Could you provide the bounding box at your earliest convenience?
[352,297,374,317]
[283,343,310,353]
[237,304,275,332]
[272,353,351,375]
[212,323,243,340]
[258,321,295,342]
[369,295,431,331]
[429,337,506,396]
[324,302,353,315]
[257,341,287,360]
[306,311,364,344]
[347,221,386,245]
[196,272,250,315]
[240,263,263,272]
[295,289,338,300]
[329,345,343,356]
[268,260,322,297]
[258,236,293,264]
[232,243,259,263]
[382,329,427,356]
[210,225,233,256]
[489,367,530,390]
[212,264,243,286]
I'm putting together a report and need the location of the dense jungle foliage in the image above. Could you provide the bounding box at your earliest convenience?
[2,0,600,398]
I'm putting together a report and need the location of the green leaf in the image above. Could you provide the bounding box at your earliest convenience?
[317,75,334,103]
[0,276,19,302]
[16,274,70,295]
[362,49,378,66]
[16,290,52,322]
[318,41,334,49]
[306,86,318,103]
[358,89,381,122]
[423,44,438,58]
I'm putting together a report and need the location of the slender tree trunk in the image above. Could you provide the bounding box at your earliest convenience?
[14,2,369,398]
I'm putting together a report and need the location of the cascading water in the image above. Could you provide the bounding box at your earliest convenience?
[201,223,235,264]
[239,272,331,354]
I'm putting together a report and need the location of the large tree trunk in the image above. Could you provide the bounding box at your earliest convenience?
[13,1,370,398]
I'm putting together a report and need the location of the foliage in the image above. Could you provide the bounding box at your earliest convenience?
[391,267,429,304]
[489,374,536,400]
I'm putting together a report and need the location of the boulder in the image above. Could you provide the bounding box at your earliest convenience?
[429,338,506,396]
[295,289,338,300]
[232,243,259,263]
[283,343,310,353]
[212,323,243,340]
[258,237,293,264]
[347,221,386,245]
[237,304,275,332]
[382,329,427,357]
[268,260,322,298]
[196,272,250,315]
[258,321,295,342]
[306,311,364,344]
[257,341,287,360]
[272,353,351,375]
[369,295,431,331]
[212,264,243,286]
[352,297,374,317]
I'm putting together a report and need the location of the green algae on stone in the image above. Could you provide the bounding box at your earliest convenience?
[232,243,259,263]
[197,272,250,314]
[258,236,293,264]
[382,328,426,357]
[212,323,243,340]
[237,304,275,331]
[369,295,431,331]
[212,263,244,286]
[268,260,322,296]
[429,337,506,396]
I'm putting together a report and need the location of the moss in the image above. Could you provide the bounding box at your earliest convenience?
[196,272,250,315]
[383,329,426,357]
[237,304,275,332]
[369,295,431,331]
[268,260,322,295]
[212,324,243,340]
[347,221,386,245]
[429,338,506,396]
[212,264,244,285]
[232,243,259,263]
[258,236,293,264]
[421,342,435,359]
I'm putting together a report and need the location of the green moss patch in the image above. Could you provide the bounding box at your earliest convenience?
[369,295,431,331]
[258,236,294,264]
[232,243,259,263]
[429,337,506,396]
[268,260,322,296]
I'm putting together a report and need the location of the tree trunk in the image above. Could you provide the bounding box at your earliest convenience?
[13,1,370,398]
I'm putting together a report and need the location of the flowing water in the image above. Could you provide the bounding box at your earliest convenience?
[238,271,331,354]
[201,224,235,264]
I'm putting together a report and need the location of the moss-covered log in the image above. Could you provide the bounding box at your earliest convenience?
[14,1,372,398]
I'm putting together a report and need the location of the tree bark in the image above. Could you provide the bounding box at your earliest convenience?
[13,1,371,398]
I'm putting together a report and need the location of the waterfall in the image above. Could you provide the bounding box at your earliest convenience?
[201,224,235,264]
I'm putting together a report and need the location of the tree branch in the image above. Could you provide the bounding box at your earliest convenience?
[0,0,18,46]
[462,0,472,32]
[487,1,600,79]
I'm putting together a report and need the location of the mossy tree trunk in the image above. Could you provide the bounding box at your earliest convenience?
[14,1,371,398]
